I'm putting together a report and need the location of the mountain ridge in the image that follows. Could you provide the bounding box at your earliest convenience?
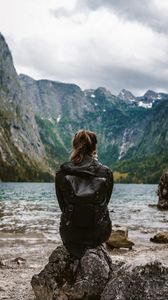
[0,32,168,183]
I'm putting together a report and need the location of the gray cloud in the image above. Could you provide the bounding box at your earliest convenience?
[80,0,150,12]
[14,36,168,96]
[3,0,168,97]
[81,64,168,96]
[50,7,75,18]
[51,1,168,34]
[76,0,168,34]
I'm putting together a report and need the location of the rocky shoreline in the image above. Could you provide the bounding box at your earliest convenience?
[0,243,56,300]
[0,241,168,300]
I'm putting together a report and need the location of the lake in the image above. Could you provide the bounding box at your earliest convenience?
[0,183,167,252]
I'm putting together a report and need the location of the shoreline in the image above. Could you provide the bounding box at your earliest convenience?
[0,241,168,300]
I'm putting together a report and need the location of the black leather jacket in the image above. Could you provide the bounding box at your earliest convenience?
[55,155,113,257]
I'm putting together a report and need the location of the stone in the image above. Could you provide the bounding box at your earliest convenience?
[0,260,5,268]
[101,258,168,300]
[106,227,134,250]
[150,232,168,243]
[31,244,168,300]
[148,204,157,208]
[157,170,168,209]
[31,244,112,300]
[113,226,128,238]
[12,257,26,265]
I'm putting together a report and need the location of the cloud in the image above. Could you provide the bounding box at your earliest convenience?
[13,22,168,96]
[1,0,168,96]
[50,7,75,18]
[50,3,81,19]
[77,0,168,34]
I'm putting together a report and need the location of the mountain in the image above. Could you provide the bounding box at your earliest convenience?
[0,32,168,183]
[19,76,150,169]
[118,89,136,103]
[113,99,168,183]
[118,89,168,109]
[19,74,93,120]
[138,89,168,103]
[0,33,53,181]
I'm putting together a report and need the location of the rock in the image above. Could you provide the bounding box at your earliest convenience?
[113,226,128,238]
[0,260,5,268]
[157,170,168,209]
[31,244,168,300]
[113,223,121,227]
[31,244,112,300]
[101,258,168,300]
[150,232,168,243]
[132,209,141,213]
[140,229,150,234]
[106,227,134,250]
[12,257,26,265]
[148,204,157,208]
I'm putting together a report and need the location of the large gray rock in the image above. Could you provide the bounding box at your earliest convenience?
[157,170,168,210]
[101,258,168,300]
[31,244,168,300]
[31,245,112,300]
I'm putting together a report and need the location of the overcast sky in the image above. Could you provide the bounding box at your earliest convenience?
[0,0,168,96]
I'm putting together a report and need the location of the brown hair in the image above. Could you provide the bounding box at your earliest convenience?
[70,129,97,164]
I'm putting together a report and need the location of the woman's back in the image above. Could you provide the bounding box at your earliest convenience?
[55,130,113,258]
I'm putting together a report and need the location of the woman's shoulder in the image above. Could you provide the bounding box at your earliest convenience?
[96,159,112,172]
[94,160,113,179]
[56,161,73,173]
[55,161,70,180]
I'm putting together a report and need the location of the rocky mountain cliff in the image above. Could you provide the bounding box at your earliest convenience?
[0,33,53,181]
[0,33,168,182]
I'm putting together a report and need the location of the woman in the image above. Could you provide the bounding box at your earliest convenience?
[55,129,113,258]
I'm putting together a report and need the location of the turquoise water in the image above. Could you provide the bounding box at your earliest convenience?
[0,183,167,246]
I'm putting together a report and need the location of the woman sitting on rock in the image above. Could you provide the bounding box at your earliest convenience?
[55,129,113,258]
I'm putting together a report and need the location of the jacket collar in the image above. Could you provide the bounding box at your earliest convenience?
[59,155,100,176]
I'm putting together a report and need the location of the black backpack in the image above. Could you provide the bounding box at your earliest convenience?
[63,169,110,228]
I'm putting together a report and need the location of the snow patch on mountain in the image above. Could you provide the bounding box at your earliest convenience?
[138,102,153,109]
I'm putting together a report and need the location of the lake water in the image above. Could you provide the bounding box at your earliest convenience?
[0,183,168,249]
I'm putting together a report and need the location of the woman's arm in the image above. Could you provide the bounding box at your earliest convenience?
[106,171,114,204]
[55,172,65,212]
